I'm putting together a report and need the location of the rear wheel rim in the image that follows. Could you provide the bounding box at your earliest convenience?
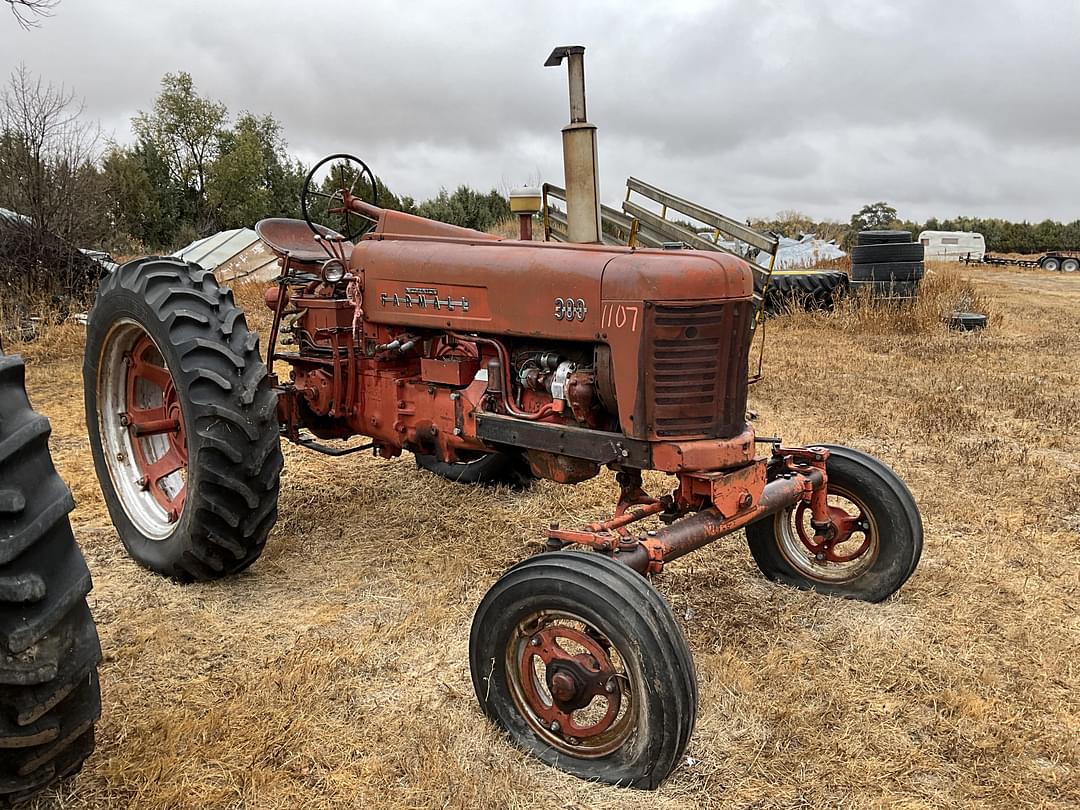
[775,484,879,583]
[506,609,637,758]
[98,319,188,539]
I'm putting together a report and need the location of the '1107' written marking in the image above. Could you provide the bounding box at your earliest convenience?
[600,303,639,332]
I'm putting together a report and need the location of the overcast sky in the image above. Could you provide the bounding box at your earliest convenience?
[2,0,1078,223]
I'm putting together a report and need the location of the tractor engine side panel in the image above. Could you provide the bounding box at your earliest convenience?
[355,237,617,340]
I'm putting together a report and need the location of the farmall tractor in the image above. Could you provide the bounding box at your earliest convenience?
[80,52,921,789]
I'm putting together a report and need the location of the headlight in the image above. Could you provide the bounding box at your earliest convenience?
[321,258,346,284]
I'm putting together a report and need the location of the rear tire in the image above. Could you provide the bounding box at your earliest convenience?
[415,450,535,488]
[1060,257,1078,273]
[471,551,697,789]
[83,257,283,582]
[0,352,102,806]
[1040,257,1061,272]
[746,445,922,602]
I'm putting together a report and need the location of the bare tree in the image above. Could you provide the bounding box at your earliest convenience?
[0,63,104,244]
[4,0,59,29]
[0,64,105,314]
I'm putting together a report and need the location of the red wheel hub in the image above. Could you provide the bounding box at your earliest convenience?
[517,623,622,744]
[124,335,187,520]
[794,501,871,563]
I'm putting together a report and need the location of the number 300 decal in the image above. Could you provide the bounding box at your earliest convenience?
[554,297,588,322]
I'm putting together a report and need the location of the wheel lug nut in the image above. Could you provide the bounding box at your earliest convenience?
[550,720,560,733]
[530,637,541,647]
[605,679,616,693]
[814,552,825,561]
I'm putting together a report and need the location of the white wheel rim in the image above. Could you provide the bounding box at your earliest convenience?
[97,319,185,540]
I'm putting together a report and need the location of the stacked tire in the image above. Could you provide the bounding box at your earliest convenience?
[0,351,101,806]
[756,270,850,316]
[850,230,924,299]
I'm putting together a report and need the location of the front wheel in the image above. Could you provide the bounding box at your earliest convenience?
[470,552,697,789]
[745,445,922,602]
[83,258,283,582]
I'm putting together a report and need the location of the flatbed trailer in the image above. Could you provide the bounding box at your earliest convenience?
[963,250,1079,272]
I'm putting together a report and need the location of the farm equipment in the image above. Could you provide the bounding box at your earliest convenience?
[80,47,922,789]
[962,250,1080,272]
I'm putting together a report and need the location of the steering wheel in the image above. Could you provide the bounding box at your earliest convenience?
[301,153,379,242]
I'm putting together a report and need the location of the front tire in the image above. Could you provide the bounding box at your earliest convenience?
[83,258,283,582]
[0,352,102,806]
[471,552,696,789]
[745,445,922,602]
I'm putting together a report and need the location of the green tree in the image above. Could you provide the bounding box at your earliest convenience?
[101,138,185,249]
[416,185,510,231]
[133,72,226,226]
[849,201,899,232]
[206,113,304,229]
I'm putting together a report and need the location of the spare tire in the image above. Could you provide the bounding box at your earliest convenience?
[857,230,913,246]
[851,243,924,264]
[850,261,924,283]
[0,351,102,806]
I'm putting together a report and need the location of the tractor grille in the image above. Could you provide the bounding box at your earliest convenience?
[644,300,753,439]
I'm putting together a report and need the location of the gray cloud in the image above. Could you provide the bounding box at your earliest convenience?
[2,0,1077,222]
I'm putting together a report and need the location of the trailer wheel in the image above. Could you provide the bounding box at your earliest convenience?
[1060,258,1079,273]
[0,351,102,806]
[1040,256,1061,272]
[745,445,922,602]
[471,551,697,789]
[414,450,535,489]
[83,257,283,582]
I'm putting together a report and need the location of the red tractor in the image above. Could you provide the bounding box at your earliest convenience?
[82,154,921,789]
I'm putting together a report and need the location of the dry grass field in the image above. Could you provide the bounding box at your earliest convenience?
[9,262,1079,809]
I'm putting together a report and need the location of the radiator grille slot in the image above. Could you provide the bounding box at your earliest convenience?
[645,301,753,438]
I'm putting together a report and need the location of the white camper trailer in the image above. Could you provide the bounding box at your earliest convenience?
[918,230,986,261]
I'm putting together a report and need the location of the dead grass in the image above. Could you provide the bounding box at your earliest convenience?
[9,262,1080,809]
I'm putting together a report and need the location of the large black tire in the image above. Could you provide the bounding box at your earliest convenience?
[83,257,283,582]
[758,270,849,316]
[0,352,102,806]
[746,445,922,602]
[471,551,697,789]
[850,243,924,264]
[414,450,535,488]
[856,230,913,246]
[1039,256,1061,272]
[850,261,924,283]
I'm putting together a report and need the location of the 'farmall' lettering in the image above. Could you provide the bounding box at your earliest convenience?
[380,289,470,313]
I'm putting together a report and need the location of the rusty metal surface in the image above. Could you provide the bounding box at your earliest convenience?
[256,218,354,264]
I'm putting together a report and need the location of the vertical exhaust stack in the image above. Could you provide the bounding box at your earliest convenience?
[546,45,601,244]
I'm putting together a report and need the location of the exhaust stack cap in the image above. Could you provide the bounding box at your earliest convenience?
[544,44,601,244]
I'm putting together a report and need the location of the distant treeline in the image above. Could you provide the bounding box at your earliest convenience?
[0,69,510,262]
